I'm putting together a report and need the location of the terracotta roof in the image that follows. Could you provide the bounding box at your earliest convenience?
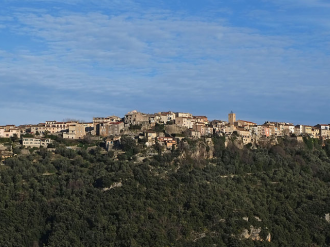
[237,120,256,124]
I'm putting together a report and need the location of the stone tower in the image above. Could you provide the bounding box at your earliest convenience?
[228,111,236,125]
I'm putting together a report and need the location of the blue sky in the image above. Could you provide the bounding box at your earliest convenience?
[0,0,329,125]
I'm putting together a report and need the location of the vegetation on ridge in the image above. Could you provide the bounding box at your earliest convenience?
[1,136,330,246]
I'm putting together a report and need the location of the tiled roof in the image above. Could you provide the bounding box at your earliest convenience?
[238,120,256,124]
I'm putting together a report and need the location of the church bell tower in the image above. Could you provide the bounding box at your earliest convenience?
[228,111,236,125]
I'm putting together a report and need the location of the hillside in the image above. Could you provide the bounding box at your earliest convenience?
[1,136,330,246]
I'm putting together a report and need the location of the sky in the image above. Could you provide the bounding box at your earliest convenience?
[0,0,329,125]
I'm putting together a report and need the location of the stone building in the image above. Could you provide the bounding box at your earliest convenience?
[63,123,86,139]
[124,110,149,126]
[0,125,21,138]
[106,136,121,151]
[22,138,52,148]
[96,122,124,137]
[228,111,236,126]
[92,116,121,134]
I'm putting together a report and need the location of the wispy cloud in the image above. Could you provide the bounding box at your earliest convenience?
[1,1,330,125]
[266,0,330,8]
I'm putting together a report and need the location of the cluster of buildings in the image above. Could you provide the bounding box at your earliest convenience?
[0,110,329,151]
[213,112,330,145]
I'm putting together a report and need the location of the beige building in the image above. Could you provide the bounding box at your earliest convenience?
[274,123,284,136]
[193,116,208,124]
[320,129,330,139]
[159,114,169,123]
[250,126,259,136]
[192,123,213,136]
[82,122,94,134]
[107,122,124,136]
[311,127,320,139]
[157,137,176,149]
[45,121,71,134]
[236,128,252,145]
[144,130,157,140]
[143,130,157,146]
[210,120,227,127]
[235,120,257,130]
[315,124,330,131]
[158,111,176,123]
[0,127,4,137]
[175,112,192,118]
[175,117,193,128]
[124,110,149,126]
[256,125,270,137]
[18,125,32,135]
[63,123,86,139]
[31,124,46,135]
[263,123,280,136]
[106,136,121,151]
[295,125,303,135]
[210,120,229,135]
[283,124,295,136]
[224,125,236,135]
[228,111,236,126]
[93,116,121,134]
[22,138,52,148]
[0,125,21,138]
[303,125,313,136]
[149,114,161,124]
[188,129,201,139]
[193,123,206,136]
[93,116,121,124]
[264,122,287,136]
[315,124,330,139]
[96,122,124,137]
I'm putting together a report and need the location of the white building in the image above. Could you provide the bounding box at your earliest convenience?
[22,138,52,148]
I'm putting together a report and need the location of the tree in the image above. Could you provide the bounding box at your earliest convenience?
[154,123,165,133]
[120,136,137,152]
[83,135,92,144]
[11,134,19,142]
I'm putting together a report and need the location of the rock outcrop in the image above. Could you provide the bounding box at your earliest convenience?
[103,182,123,191]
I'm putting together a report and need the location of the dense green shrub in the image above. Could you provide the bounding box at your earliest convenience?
[1,137,330,246]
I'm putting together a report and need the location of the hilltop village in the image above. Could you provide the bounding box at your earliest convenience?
[0,110,329,159]
[2,111,330,246]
